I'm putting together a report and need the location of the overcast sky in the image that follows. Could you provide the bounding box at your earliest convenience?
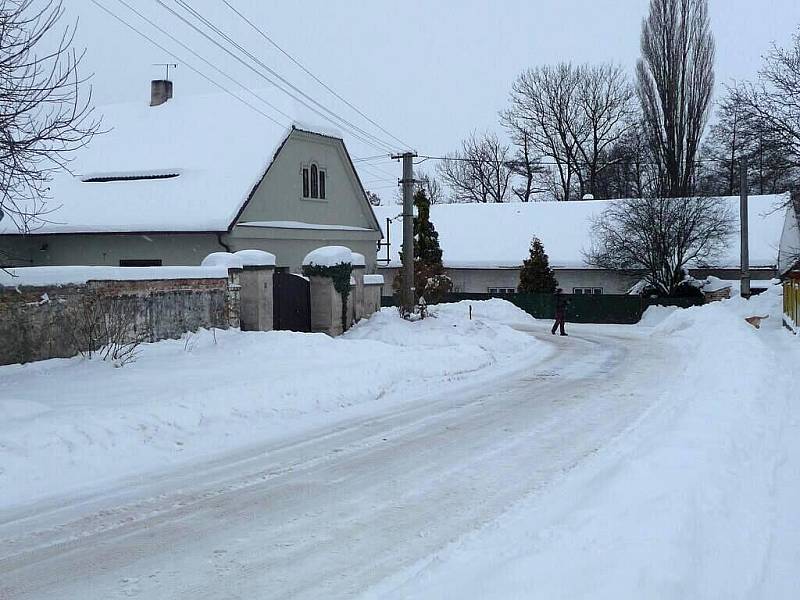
[68,1,800,191]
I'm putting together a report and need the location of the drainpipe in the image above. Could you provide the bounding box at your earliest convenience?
[217,232,232,253]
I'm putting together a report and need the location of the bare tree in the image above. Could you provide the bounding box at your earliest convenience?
[636,0,715,197]
[438,132,512,203]
[504,63,635,200]
[571,64,637,197]
[414,169,445,204]
[504,64,582,200]
[729,27,800,200]
[595,120,659,198]
[0,0,100,234]
[586,196,734,295]
[499,109,547,201]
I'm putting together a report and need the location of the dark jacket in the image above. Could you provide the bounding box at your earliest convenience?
[554,292,568,316]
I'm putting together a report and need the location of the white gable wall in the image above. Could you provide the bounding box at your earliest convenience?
[236,130,378,231]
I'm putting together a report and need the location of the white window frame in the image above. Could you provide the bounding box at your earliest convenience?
[487,287,516,294]
[573,287,603,295]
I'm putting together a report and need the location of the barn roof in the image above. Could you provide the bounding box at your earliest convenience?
[0,92,355,236]
[374,194,789,271]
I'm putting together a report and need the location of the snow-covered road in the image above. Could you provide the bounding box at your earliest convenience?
[0,324,667,599]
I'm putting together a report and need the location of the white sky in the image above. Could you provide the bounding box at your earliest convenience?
[68,0,800,191]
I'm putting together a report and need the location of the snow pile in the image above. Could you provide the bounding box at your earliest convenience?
[0,265,229,287]
[637,304,680,327]
[0,300,547,510]
[302,245,353,267]
[374,284,800,599]
[350,252,367,267]
[363,274,384,285]
[347,300,542,359]
[233,249,276,267]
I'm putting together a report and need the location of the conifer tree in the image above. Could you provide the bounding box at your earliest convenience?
[518,237,559,293]
[393,188,452,308]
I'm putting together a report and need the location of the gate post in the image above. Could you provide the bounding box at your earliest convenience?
[234,250,276,332]
[351,252,366,322]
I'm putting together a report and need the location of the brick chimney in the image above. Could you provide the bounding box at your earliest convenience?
[150,79,173,106]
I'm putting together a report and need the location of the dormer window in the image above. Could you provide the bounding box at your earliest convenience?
[302,163,326,200]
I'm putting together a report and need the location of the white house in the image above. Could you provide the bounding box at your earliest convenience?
[374,194,789,296]
[0,82,382,273]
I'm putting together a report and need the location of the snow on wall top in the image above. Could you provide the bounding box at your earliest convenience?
[0,265,229,287]
[201,252,245,269]
[363,274,384,285]
[302,245,353,267]
[373,194,789,270]
[233,249,276,267]
[0,92,337,235]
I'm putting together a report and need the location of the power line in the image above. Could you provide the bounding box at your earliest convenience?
[415,154,735,167]
[356,161,397,182]
[157,0,397,154]
[353,154,392,163]
[88,0,286,127]
[111,0,294,126]
[220,0,413,152]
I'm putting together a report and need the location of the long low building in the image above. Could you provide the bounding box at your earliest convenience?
[373,194,789,296]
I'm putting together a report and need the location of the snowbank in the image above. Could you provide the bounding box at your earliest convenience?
[373,284,800,599]
[0,300,547,510]
[637,304,679,327]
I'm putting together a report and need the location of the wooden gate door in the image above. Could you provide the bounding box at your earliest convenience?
[273,272,311,332]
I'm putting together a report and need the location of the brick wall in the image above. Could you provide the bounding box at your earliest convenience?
[0,276,234,365]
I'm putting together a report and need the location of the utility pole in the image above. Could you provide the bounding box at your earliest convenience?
[740,156,751,298]
[392,151,417,314]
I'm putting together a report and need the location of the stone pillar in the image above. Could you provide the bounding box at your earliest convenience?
[225,267,242,329]
[308,275,344,336]
[351,265,365,322]
[363,274,384,318]
[238,265,274,331]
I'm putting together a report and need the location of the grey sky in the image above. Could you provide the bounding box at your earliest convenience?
[68,1,800,189]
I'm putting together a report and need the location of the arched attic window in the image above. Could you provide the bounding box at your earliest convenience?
[310,164,319,198]
[301,163,326,199]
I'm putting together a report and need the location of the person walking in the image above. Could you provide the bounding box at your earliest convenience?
[551,288,568,336]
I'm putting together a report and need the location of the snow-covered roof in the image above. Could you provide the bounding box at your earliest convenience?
[0,92,341,235]
[374,194,788,270]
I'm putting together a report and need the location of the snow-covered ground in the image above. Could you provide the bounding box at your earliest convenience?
[0,299,548,511]
[2,291,798,599]
[367,286,800,600]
